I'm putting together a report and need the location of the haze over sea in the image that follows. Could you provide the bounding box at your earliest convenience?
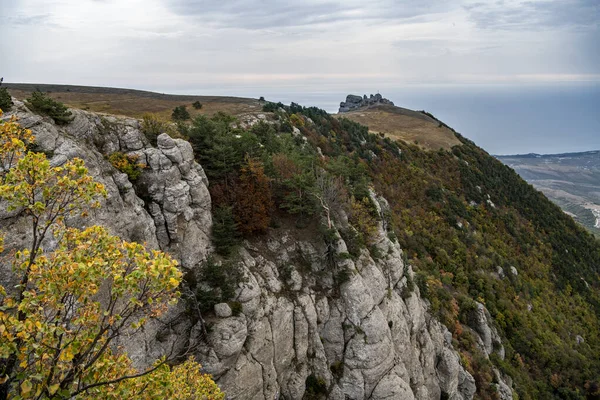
[163,82,600,157]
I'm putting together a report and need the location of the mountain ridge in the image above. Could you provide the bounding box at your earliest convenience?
[496,150,600,158]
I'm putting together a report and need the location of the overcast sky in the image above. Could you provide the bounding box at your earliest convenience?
[1,0,598,91]
[1,0,599,154]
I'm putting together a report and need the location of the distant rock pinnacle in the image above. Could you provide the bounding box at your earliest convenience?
[338,93,394,113]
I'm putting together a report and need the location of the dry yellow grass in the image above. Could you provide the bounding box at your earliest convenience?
[336,104,461,151]
[6,84,262,120]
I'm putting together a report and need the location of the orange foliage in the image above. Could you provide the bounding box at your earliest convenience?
[234,156,273,234]
[272,153,302,181]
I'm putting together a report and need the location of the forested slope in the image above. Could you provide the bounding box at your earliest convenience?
[181,100,600,399]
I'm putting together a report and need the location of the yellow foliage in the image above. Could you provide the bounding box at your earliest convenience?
[349,197,379,244]
[289,113,305,128]
[0,117,223,399]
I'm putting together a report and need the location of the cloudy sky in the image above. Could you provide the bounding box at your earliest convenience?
[2,0,598,90]
[1,0,599,153]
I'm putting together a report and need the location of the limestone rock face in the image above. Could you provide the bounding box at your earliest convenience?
[0,100,212,285]
[1,102,513,399]
[189,192,484,400]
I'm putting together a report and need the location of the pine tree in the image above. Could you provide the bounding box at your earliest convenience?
[0,87,12,112]
[171,105,190,121]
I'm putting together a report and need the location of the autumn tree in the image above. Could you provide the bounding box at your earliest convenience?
[0,113,223,399]
[349,196,379,245]
[234,156,273,234]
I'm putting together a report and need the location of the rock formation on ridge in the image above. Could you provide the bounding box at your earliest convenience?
[339,94,395,113]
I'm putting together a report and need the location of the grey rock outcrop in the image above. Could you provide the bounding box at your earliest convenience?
[339,93,394,113]
[1,100,212,282]
[186,192,479,400]
[465,302,513,399]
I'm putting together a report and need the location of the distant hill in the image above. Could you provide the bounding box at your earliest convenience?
[497,150,600,235]
[4,83,261,120]
[336,103,462,150]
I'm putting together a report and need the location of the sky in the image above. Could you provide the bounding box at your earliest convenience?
[1,0,599,154]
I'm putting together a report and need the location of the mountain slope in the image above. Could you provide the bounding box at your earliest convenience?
[2,90,599,400]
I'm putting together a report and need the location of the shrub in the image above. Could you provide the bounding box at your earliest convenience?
[290,113,305,128]
[192,101,203,110]
[330,361,344,379]
[212,205,241,256]
[108,152,144,181]
[172,105,190,121]
[0,87,13,111]
[141,113,166,146]
[305,374,327,399]
[335,269,352,285]
[195,258,242,313]
[262,101,285,112]
[339,227,365,259]
[25,91,73,125]
[401,272,415,299]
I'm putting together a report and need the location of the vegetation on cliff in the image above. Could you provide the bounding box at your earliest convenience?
[25,91,74,125]
[173,101,600,400]
[0,88,13,112]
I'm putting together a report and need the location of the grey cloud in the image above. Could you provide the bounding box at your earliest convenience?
[165,0,450,29]
[0,13,54,26]
[465,0,599,31]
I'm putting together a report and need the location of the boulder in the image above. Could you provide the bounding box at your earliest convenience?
[215,303,233,318]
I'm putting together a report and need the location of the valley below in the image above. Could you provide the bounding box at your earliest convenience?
[497,151,600,235]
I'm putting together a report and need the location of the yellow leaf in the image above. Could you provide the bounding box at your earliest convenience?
[21,380,32,395]
[60,348,74,362]
[49,383,60,395]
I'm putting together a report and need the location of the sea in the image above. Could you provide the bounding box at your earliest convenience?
[165,82,600,156]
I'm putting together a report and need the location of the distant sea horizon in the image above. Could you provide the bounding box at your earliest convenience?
[9,80,598,156]
[161,81,600,156]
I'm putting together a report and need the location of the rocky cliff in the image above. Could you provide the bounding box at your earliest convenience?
[339,94,394,113]
[0,101,513,399]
